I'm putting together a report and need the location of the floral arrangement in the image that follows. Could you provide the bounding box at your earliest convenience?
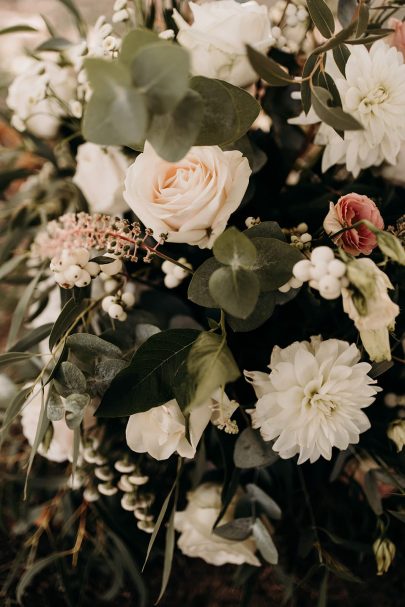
[0,0,405,604]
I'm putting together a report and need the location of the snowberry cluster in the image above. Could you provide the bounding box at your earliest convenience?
[278,275,304,294]
[245,216,261,228]
[101,288,136,322]
[292,246,348,300]
[162,258,192,289]
[50,249,122,289]
[270,1,309,53]
[113,0,131,23]
[287,222,312,250]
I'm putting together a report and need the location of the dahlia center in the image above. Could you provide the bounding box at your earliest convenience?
[303,379,337,416]
[360,85,389,112]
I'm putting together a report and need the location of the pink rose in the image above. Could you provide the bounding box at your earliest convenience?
[388,18,405,59]
[323,193,384,256]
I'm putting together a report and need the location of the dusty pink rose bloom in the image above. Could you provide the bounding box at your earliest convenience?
[323,193,384,256]
[388,18,405,59]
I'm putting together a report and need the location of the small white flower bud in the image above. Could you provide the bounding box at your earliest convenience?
[297,8,308,21]
[164,274,181,289]
[113,0,127,10]
[103,36,118,52]
[286,4,297,16]
[102,295,116,312]
[271,26,282,39]
[83,487,100,502]
[327,259,346,278]
[75,269,92,288]
[128,474,149,486]
[134,507,154,521]
[159,29,175,40]
[137,520,154,533]
[83,447,98,464]
[95,466,114,481]
[373,538,395,575]
[384,393,398,408]
[286,15,298,27]
[387,420,405,452]
[99,22,113,37]
[118,475,135,492]
[84,261,100,277]
[311,246,335,265]
[293,259,312,282]
[296,222,309,234]
[108,303,125,319]
[69,100,83,118]
[64,264,83,282]
[245,216,261,228]
[121,493,137,511]
[121,291,136,308]
[114,460,135,474]
[112,8,129,23]
[98,483,118,496]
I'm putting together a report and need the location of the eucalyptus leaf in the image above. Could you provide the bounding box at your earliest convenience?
[252,519,279,564]
[131,42,190,114]
[234,427,278,468]
[49,298,87,351]
[355,2,369,39]
[213,227,257,267]
[119,28,160,67]
[36,37,74,51]
[65,393,89,429]
[226,291,276,333]
[191,76,260,146]
[83,58,148,147]
[147,89,204,162]
[0,24,38,35]
[246,45,295,86]
[307,0,335,38]
[209,266,260,319]
[188,257,222,309]
[6,266,45,350]
[246,484,282,520]
[311,86,362,132]
[54,361,86,397]
[337,0,356,28]
[244,221,285,242]
[97,329,200,417]
[332,44,350,76]
[10,323,53,353]
[214,517,253,541]
[249,237,303,292]
[67,333,123,359]
[46,386,64,422]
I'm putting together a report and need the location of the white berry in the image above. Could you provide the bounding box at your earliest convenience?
[278,282,291,293]
[311,246,335,265]
[102,257,122,276]
[75,269,91,287]
[318,275,341,300]
[104,278,118,293]
[310,262,329,281]
[293,259,312,282]
[117,310,128,322]
[289,277,303,289]
[164,274,180,289]
[108,303,125,319]
[84,261,100,277]
[64,264,83,282]
[121,292,136,308]
[300,233,312,244]
[327,259,346,278]
[161,260,174,275]
[61,249,79,266]
[102,296,115,312]
[74,247,90,266]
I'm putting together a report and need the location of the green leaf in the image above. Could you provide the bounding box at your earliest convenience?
[311,86,362,131]
[83,58,148,147]
[16,550,73,604]
[0,253,26,280]
[317,570,329,607]
[252,519,279,564]
[6,266,45,350]
[147,89,204,162]
[56,0,86,36]
[244,221,285,242]
[355,2,369,38]
[36,37,74,51]
[249,237,303,291]
[185,332,240,410]
[49,298,87,351]
[46,385,64,421]
[246,484,282,520]
[307,0,335,38]
[65,393,89,429]
[234,428,278,468]
[191,76,260,146]
[156,495,177,603]
[131,42,190,114]
[97,329,200,417]
[10,323,53,353]
[119,28,160,67]
[54,361,86,397]
[301,54,318,114]
[188,257,222,309]
[0,352,36,369]
[316,71,342,108]
[226,291,276,333]
[332,44,350,76]
[24,387,50,498]
[214,517,253,541]
[0,24,38,35]
[246,45,295,86]
[376,231,405,265]
[209,266,260,319]
[213,227,257,267]
[67,333,123,359]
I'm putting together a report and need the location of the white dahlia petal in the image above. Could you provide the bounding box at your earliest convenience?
[245,337,380,464]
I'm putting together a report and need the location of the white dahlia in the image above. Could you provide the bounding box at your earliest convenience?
[318,41,405,177]
[245,337,380,464]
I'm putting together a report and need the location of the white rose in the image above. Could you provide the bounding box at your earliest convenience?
[21,386,74,463]
[342,258,400,362]
[124,142,251,248]
[173,0,273,88]
[174,483,260,566]
[125,399,212,460]
[73,143,130,214]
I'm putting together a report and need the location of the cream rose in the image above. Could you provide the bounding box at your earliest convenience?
[173,1,273,88]
[342,258,400,362]
[7,57,76,139]
[124,142,251,248]
[125,399,212,460]
[73,143,130,214]
[174,483,260,566]
[21,386,74,463]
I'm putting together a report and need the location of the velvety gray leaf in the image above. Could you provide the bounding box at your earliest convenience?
[234,427,278,468]
[209,266,260,319]
[214,517,253,541]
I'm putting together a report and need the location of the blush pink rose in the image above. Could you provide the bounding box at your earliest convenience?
[387,18,405,59]
[323,193,384,256]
